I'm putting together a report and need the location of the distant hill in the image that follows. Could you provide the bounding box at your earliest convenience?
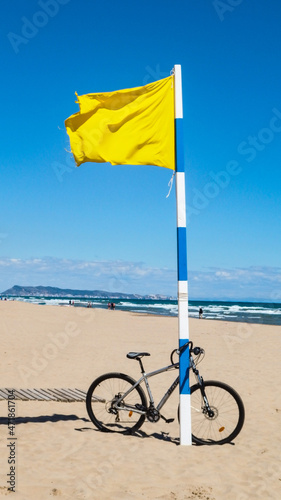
[0,285,172,300]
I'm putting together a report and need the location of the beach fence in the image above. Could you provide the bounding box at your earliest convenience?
[0,388,86,402]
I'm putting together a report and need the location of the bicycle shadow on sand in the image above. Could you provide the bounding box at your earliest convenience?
[77,423,180,445]
[77,422,236,446]
[0,414,89,425]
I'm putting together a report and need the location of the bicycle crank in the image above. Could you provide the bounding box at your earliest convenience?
[147,408,161,422]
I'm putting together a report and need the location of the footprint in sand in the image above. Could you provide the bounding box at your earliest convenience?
[187,486,215,500]
[51,488,61,496]
[0,486,11,496]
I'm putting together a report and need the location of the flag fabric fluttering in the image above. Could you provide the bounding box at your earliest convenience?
[65,76,175,170]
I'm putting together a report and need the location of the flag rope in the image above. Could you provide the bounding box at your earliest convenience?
[166,171,176,198]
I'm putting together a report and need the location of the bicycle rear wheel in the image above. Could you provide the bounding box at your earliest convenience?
[190,380,245,445]
[86,372,147,434]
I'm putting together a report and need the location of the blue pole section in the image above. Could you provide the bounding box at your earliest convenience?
[174,65,191,445]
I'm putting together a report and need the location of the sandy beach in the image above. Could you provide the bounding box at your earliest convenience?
[0,300,280,499]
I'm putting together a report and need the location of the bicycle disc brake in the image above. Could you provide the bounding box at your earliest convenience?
[202,405,217,419]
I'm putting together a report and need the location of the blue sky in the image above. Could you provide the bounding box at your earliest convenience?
[0,0,281,301]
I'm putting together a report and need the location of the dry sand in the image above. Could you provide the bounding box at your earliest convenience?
[0,300,280,499]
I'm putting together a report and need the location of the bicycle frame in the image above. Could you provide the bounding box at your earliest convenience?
[114,353,202,415]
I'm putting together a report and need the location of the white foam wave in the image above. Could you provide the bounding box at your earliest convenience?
[5,296,281,324]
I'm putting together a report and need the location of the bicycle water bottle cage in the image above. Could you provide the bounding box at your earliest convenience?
[127,352,150,360]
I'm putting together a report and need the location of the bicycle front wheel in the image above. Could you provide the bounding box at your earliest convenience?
[86,372,147,434]
[191,380,245,445]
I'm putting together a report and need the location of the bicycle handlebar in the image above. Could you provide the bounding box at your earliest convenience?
[179,340,193,353]
[170,341,204,365]
[170,341,191,365]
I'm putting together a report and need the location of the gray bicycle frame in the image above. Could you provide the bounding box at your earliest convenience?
[114,361,181,415]
[114,351,202,415]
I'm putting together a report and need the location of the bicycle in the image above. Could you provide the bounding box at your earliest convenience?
[86,341,245,445]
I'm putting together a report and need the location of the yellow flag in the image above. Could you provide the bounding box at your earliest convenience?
[65,76,175,169]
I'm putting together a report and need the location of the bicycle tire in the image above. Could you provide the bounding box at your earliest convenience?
[189,380,245,445]
[86,372,147,434]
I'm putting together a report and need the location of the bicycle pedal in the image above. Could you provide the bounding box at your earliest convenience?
[135,404,147,412]
[160,415,174,424]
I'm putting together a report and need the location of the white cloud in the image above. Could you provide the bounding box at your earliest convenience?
[0,257,177,296]
[0,258,280,301]
[189,266,281,301]
[215,271,231,278]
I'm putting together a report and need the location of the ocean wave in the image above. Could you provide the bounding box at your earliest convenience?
[4,296,281,325]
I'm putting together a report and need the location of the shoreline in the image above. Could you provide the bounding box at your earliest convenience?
[2,297,281,326]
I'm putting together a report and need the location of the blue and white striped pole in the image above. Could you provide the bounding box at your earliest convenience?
[174,65,191,445]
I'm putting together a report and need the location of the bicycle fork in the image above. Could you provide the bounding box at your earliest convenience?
[193,367,215,419]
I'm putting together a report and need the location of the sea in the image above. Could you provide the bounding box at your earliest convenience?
[4,296,281,326]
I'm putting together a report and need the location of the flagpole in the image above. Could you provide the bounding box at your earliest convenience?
[174,64,191,445]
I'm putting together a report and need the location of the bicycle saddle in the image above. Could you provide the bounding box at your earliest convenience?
[127,352,150,359]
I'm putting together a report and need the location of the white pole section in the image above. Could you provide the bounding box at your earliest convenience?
[174,64,191,446]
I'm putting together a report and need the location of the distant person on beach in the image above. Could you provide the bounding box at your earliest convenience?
[199,307,203,319]
[111,302,115,310]
[108,302,111,309]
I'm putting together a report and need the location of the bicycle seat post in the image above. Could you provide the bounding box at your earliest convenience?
[126,352,150,373]
[137,356,145,374]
